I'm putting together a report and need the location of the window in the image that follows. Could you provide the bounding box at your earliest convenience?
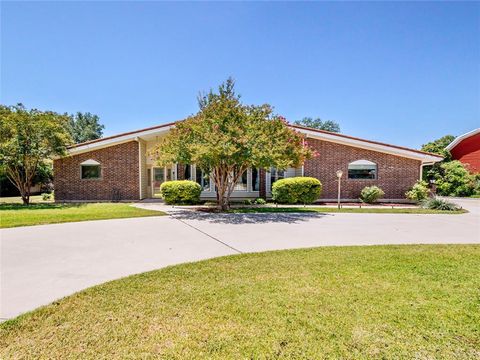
[147,169,151,186]
[80,160,101,179]
[251,168,259,191]
[234,170,248,191]
[195,167,210,191]
[154,168,165,182]
[348,160,377,179]
[183,164,191,180]
[269,167,285,191]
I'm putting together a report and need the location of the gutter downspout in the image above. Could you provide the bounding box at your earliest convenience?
[135,137,142,200]
[420,162,435,181]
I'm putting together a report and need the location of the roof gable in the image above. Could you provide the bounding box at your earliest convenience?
[66,120,443,163]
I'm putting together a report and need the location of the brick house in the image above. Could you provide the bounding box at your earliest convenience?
[446,128,480,173]
[53,122,442,202]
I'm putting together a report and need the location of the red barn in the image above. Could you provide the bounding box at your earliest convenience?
[446,128,480,173]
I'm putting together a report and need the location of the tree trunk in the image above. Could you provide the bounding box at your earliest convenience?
[21,193,30,205]
[213,165,248,211]
[7,166,32,206]
[18,181,30,205]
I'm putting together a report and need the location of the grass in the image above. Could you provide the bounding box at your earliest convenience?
[0,195,48,204]
[1,245,479,359]
[228,206,467,214]
[0,202,166,228]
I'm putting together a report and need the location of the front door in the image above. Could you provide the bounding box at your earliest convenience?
[152,166,174,197]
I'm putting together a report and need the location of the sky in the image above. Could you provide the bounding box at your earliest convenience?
[1,1,479,149]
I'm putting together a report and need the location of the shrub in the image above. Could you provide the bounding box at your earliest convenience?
[434,161,475,197]
[41,192,53,201]
[254,198,266,205]
[421,197,461,211]
[272,177,322,204]
[405,180,430,202]
[473,174,480,196]
[243,199,253,205]
[360,186,385,204]
[160,180,201,205]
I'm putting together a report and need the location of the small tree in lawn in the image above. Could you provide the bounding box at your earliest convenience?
[0,104,72,205]
[151,78,315,210]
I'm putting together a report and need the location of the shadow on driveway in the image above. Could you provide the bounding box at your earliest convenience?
[171,210,331,224]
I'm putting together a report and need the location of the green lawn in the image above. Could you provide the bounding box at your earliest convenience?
[1,245,478,359]
[0,195,48,204]
[229,206,467,214]
[0,202,166,228]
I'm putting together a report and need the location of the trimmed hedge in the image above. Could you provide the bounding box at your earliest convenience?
[160,180,202,205]
[272,177,322,204]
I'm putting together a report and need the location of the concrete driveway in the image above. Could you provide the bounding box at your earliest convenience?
[1,198,479,320]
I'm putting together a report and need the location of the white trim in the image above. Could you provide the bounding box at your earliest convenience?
[349,159,376,166]
[67,124,174,156]
[295,127,442,163]
[80,159,100,165]
[137,138,142,199]
[445,128,480,151]
[64,122,442,163]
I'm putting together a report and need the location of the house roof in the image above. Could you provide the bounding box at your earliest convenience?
[66,120,443,163]
[445,128,480,151]
[290,125,442,160]
[67,121,178,149]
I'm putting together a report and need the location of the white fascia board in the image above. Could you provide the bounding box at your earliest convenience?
[445,128,480,151]
[295,127,442,163]
[67,125,174,156]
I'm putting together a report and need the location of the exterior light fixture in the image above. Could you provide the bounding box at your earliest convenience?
[336,170,343,209]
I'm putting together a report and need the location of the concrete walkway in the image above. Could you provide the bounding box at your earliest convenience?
[1,198,479,320]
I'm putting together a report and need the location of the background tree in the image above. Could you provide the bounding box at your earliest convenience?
[294,117,340,133]
[0,104,72,204]
[151,78,315,210]
[421,134,455,182]
[421,134,455,159]
[68,112,104,143]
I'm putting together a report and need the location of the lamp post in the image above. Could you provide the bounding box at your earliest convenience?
[336,170,343,209]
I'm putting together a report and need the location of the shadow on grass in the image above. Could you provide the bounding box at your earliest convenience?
[171,209,330,224]
[0,203,88,211]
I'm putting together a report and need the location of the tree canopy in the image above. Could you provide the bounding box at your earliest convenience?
[151,78,315,209]
[294,117,340,133]
[421,135,455,158]
[0,104,72,204]
[68,112,104,143]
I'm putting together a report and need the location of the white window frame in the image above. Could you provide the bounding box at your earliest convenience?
[347,160,377,180]
[80,159,101,180]
[151,165,177,197]
[192,165,212,192]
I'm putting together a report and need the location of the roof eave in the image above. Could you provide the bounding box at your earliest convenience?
[445,128,480,151]
[292,126,443,163]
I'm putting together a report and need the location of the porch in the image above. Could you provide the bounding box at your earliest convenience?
[144,163,303,200]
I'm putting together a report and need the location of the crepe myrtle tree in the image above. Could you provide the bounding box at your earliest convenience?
[151,78,316,210]
[0,104,72,205]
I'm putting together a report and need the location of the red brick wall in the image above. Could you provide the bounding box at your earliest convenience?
[304,139,421,200]
[54,141,140,201]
